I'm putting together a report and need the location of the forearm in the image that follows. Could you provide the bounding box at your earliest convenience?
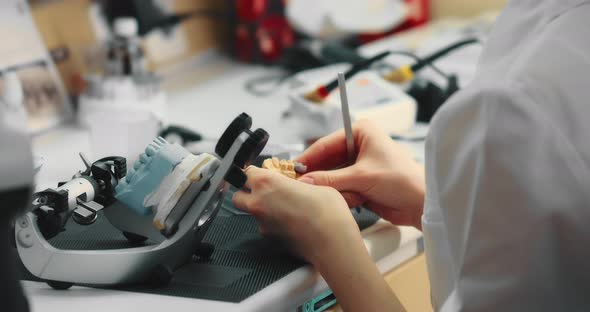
[313,233,406,312]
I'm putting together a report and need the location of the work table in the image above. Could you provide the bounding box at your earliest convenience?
[24,58,427,312]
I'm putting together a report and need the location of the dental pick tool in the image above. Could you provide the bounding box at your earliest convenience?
[337,72,355,165]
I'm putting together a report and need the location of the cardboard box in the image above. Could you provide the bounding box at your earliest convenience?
[30,0,97,94]
[30,0,230,94]
[431,0,508,19]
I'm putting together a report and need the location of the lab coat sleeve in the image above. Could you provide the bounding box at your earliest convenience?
[431,81,590,311]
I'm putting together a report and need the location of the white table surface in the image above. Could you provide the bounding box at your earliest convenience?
[24,59,425,312]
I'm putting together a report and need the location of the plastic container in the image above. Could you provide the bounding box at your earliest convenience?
[87,110,160,166]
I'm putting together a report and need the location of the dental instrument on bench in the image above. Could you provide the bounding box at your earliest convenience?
[337,72,355,166]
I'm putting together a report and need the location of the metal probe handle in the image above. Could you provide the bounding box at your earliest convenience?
[337,72,355,165]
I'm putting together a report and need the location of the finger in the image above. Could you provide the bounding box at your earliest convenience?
[242,166,267,190]
[298,166,358,192]
[341,192,366,208]
[296,120,374,171]
[295,129,349,172]
[232,191,252,213]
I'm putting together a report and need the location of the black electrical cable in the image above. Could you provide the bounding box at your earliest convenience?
[321,50,392,95]
[386,50,451,80]
[243,50,452,97]
[244,73,294,97]
[243,38,479,97]
[154,10,230,30]
[244,51,392,97]
[411,38,480,72]
[101,0,231,36]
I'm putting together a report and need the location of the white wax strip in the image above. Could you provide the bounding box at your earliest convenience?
[145,153,215,230]
[152,154,216,230]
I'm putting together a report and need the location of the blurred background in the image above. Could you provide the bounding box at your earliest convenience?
[1,0,508,186]
[24,0,507,93]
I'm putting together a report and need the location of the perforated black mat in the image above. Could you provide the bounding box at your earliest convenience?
[19,191,379,303]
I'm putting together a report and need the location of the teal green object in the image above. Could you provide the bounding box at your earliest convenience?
[115,137,190,216]
[302,290,337,312]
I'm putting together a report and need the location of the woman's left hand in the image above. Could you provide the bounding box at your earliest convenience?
[232,166,362,265]
[232,166,405,311]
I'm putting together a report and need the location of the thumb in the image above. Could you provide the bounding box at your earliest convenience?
[298,167,358,192]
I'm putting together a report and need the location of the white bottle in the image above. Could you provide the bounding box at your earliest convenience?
[106,17,146,77]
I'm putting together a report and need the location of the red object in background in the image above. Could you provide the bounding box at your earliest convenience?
[235,24,255,62]
[257,15,295,62]
[359,0,430,44]
[236,0,268,22]
[397,0,430,31]
[234,0,295,64]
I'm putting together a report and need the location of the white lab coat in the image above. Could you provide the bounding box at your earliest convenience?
[423,0,590,310]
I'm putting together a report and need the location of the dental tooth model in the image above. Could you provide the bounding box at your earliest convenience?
[115,137,219,231]
[261,157,307,179]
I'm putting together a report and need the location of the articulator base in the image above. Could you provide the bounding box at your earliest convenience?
[15,113,268,289]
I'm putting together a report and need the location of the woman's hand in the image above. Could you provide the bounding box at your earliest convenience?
[232,167,405,312]
[232,166,361,265]
[296,119,426,229]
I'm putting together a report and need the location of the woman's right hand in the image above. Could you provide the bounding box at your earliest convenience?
[296,119,426,230]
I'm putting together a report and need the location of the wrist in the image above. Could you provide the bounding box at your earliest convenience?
[310,227,404,312]
[304,190,362,267]
[311,226,366,271]
[308,216,364,269]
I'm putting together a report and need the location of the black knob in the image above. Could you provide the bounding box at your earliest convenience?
[235,128,269,168]
[215,113,252,158]
[193,243,215,262]
[148,264,173,287]
[94,156,127,179]
[46,280,74,290]
[225,165,248,188]
[111,157,127,179]
[35,189,69,213]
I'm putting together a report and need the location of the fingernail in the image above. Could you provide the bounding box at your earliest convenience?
[298,176,315,185]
